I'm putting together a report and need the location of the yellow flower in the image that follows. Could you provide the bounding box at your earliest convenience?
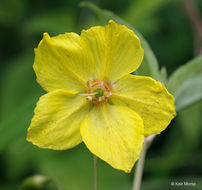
[27,20,176,173]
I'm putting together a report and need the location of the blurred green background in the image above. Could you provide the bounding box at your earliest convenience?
[0,0,202,190]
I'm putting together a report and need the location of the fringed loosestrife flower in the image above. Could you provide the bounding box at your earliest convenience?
[27,20,176,173]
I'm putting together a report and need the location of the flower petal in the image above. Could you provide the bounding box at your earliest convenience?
[112,74,176,136]
[81,20,144,82]
[34,32,95,92]
[27,90,92,150]
[80,104,144,173]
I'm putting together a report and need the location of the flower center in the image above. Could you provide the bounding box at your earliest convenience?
[85,79,112,105]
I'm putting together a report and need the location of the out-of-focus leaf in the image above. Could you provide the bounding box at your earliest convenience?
[145,136,188,174]
[23,9,76,36]
[1,52,43,117]
[0,185,17,190]
[123,0,171,36]
[20,175,57,190]
[0,52,43,150]
[5,136,37,180]
[167,55,202,95]
[159,66,167,84]
[175,75,202,111]
[178,100,202,149]
[5,138,131,190]
[79,2,161,80]
[145,143,202,174]
[0,98,37,151]
[38,144,131,190]
[0,0,25,25]
[124,0,168,23]
[166,60,202,158]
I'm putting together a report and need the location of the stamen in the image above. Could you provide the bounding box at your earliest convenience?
[86,96,93,101]
[85,79,112,105]
[79,92,98,96]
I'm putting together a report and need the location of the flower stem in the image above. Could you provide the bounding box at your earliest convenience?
[93,155,97,190]
[132,142,147,190]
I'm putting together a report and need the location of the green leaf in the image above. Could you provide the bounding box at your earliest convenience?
[177,100,202,149]
[0,185,18,190]
[1,52,43,117]
[167,55,202,95]
[124,0,169,23]
[175,75,202,111]
[0,52,43,150]
[79,2,161,80]
[5,136,37,180]
[0,98,37,151]
[37,144,131,190]
[20,175,56,190]
[159,66,167,84]
[23,9,76,36]
[123,0,171,36]
[0,0,25,25]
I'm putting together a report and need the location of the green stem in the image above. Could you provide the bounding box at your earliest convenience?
[94,155,97,190]
[132,142,147,190]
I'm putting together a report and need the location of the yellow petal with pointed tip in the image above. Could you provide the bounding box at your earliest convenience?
[112,74,176,136]
[27,90,92,150]
[81,20,144,82]
[80,104,144,173]
[34,32,95,92]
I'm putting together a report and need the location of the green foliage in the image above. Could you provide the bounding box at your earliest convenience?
[159,66,168,84]
[0,0,25,25]
[23,9,76,36]
[167,55,202,94]
[178,100,202,149]
[175,75,202,111]
[0,52,43,150]
[0,100,35,151]
[123,0,172,36]
[1,52,43,117]
[1,0,202,190]
[37,144,130,190]
[167,55,202,110]
[20,175,52,190]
